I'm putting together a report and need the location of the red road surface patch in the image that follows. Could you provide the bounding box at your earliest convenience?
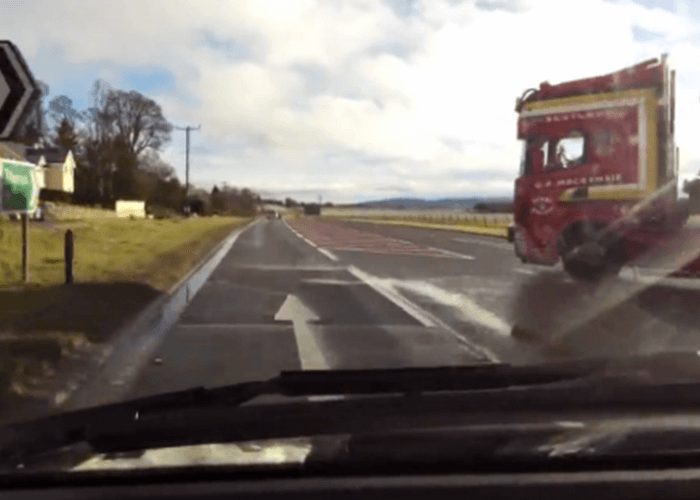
[288,219,458,258]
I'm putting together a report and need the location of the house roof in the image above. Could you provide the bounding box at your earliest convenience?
[25,147,70,165]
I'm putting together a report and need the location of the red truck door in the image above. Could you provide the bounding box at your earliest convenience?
[514,137,562,264]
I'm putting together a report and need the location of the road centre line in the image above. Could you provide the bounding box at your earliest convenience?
[344,265,438,329]
[232,264,345,271]
[177,323,291,329]
[283,219,319,248]
[301,277,364,286]
[283,219,339,262]
[391,279,511,340]
[428,246,475,260]
[346,266,498,362]
[282,220,498,362]
[318,247,340,262]
[451,236,513,251]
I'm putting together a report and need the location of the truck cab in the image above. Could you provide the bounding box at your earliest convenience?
[513,56,680,279]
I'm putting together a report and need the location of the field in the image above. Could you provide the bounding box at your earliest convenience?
[322,208,512,238]
[0,216,250,406]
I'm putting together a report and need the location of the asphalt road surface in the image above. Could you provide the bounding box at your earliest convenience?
[129,217,700,398]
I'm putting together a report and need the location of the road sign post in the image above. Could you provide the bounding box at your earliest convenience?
[1,159,42,283]
[64,229,74,284]
[21,213,28,282]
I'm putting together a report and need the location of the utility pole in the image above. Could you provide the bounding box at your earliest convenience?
[175,125,201,199]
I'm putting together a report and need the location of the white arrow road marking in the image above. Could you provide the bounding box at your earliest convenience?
[275,294,328,370]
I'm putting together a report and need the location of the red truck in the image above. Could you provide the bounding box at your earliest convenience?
[512,55,700,280]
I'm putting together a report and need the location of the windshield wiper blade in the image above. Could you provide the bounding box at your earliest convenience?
[0,362,598,463]
[4,353,700,465]
[26,380,700,459]
[179,361,600,408]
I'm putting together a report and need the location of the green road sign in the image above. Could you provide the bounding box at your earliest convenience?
[1,159,40,213]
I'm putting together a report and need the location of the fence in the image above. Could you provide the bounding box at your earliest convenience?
[322,208,513,228]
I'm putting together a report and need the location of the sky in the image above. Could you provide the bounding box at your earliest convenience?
[2,0,700,202]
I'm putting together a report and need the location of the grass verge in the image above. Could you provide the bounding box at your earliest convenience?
[336,217,508,238]
[0,217,249,290]
[0,216,250,407]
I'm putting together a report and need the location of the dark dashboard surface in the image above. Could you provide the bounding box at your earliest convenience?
[2,465,700,500]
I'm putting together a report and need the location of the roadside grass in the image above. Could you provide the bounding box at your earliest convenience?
[0,216,249,405]
[0,216,248,290]
[333,217,509,238]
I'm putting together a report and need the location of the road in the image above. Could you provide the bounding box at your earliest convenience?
[128,217,700,397]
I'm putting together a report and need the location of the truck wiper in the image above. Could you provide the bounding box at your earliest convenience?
[0,362,600,464]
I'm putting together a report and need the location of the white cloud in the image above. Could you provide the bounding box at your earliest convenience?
[2,0,700,201]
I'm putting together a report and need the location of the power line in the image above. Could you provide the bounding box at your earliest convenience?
[175,124,201,199]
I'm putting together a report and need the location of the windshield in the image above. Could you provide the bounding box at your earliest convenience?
[2,0,700,474]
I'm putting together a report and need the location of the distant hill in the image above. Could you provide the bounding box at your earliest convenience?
[350,197,512,211]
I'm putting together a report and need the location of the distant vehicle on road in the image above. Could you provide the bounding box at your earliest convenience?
[303,203,321,216]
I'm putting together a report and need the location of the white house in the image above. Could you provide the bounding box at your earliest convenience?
[24,147,75,193]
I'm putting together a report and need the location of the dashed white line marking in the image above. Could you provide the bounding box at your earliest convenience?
[177,323,291,329]
[346,266,438,329]
[515,268,536,275]
[452,236,512,251]
[347,266,498,362]
[284,219,318,247]
[318,247,339,262]
[284,219,341,263]
[302,278,363,286]
[233,264,344,271]
[429,246,476,260]
[393,280,511,339]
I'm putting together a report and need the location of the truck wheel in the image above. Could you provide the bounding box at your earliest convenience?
[559,222,622,282]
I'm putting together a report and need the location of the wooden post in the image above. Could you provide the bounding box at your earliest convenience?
[21,213,28,283]
[64,229,74,284]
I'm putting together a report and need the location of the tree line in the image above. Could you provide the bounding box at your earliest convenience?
[16,80,258,216]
